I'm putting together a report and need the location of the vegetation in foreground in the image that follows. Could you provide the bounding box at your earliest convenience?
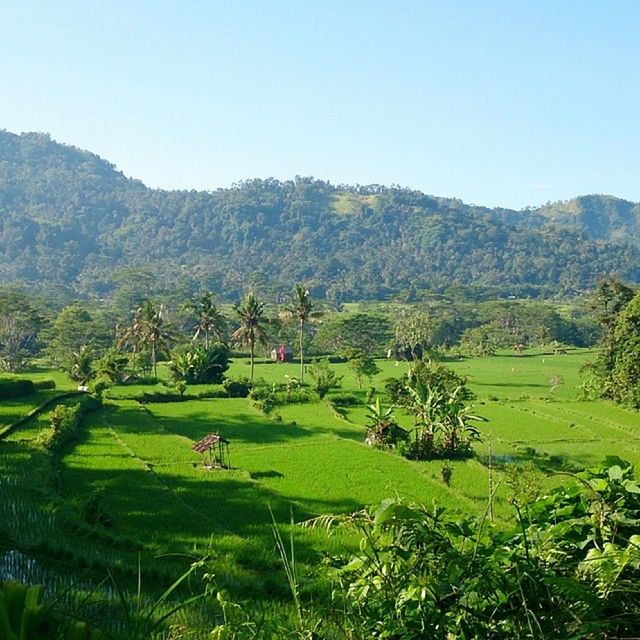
[1,278,639,637]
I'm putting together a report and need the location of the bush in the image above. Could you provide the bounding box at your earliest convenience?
[249,386,316,413]
[137,391,186,404]
[39,396,100,453]
[0,378,35,399]
[169,344,230,385]
[308,359,343,399]
[223,377,252,398]
[328,393,361,406]
[33,379,56,390]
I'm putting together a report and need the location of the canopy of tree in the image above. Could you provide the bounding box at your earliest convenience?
[2,130,640,301]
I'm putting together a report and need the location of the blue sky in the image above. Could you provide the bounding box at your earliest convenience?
[1,1,639,209]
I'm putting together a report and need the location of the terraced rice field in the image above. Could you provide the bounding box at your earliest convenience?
[2,348,639,608]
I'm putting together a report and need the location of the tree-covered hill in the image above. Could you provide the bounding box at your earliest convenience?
[1,129,639,301]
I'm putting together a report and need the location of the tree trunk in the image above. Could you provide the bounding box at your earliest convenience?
[249,337,255,382]
[299,318,304,381]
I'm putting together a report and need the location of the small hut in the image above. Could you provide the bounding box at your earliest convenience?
[192,433,230,470]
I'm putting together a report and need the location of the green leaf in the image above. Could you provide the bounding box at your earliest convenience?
[623,480,640,494]
[607,465,624,481]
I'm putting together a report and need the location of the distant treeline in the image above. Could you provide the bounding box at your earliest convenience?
[1,130,640,301]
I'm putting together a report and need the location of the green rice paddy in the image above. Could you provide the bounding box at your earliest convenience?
[2,348,639,612]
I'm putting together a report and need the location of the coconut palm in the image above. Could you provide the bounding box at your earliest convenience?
[182,292,227,348]
[137,301,175,379]
[281,284,321,381]
[231,293,268,382]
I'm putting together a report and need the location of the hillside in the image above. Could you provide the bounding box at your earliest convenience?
[1,130,639,301]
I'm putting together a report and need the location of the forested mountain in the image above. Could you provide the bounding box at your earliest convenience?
[1,129,639,301]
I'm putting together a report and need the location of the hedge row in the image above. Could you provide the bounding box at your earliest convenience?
[38,395,101,454]
[0,377,56,399]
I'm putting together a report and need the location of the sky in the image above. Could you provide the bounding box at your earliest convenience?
[1,1,639,209]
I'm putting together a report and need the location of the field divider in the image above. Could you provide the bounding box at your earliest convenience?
[504,402,598,437]
[533,401,640,440]
[0,391,84,441]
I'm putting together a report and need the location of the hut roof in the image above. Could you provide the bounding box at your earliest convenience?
[192,433,230,453]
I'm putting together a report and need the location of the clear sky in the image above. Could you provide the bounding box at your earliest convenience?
[1,1,639,209]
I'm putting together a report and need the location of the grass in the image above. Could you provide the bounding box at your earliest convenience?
[2,350,640,632]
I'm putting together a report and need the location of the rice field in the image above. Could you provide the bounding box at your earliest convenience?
[2,348,639,615]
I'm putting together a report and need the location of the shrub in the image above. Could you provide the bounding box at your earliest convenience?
[328,393,361,406]
[223,377,252,398]
[33,379,56,390]
[0,378,35,399]
[308,359,343,399]
[169,344,230,384]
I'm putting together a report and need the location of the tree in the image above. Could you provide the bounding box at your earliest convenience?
[47,304,112,372]
[394,310,433,360]
[231,293,268,382]
[308,359,343,399]
[69,346,94,386]
[182,292,227,348]
[95,347,129,384]
[387,360,481,459]
[314,312,392,355]
[138,301,175,379]
[346,349,380,389]
[0,290,44,372]
[588,277,636,376]
[281,284,320,381]
[602,291,640,407]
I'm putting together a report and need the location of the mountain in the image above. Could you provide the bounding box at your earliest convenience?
[0,129,639,301]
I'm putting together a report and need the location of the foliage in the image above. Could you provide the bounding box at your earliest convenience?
[249,385,316,413]
[280,284,321,381]
[223,377,252,398]
[182,291,227,348]
[393,309,433,359]
[38,397,100,453]
[387,360,481,459]
[313,461,640,639]
[232,293,269,382]
[0,580,105,640]
[599,291,640,407]
[169,343,230,384]
[0,290,44,372]
[315,313,393,356]
[138,301,175,379]
[69,346,94,386]
[386,359,473,405]
[364,398,407,449]
[2,131,640,299]
[0,378,36,399]
[345,349,380,389]
[326,392,360,406]
[46,304,112,372]
[459,326,496,356]
[95,347,129,384]
[308,359,343,399]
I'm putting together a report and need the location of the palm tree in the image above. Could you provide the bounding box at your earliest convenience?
[281,284,319,381]
[69,346,94,386]
[138,301,175,379]
[231,293,268,382]
[116,305,145,356]
[182,292,227,348]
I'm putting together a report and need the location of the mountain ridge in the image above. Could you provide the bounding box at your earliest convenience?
[1,129,639,300]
